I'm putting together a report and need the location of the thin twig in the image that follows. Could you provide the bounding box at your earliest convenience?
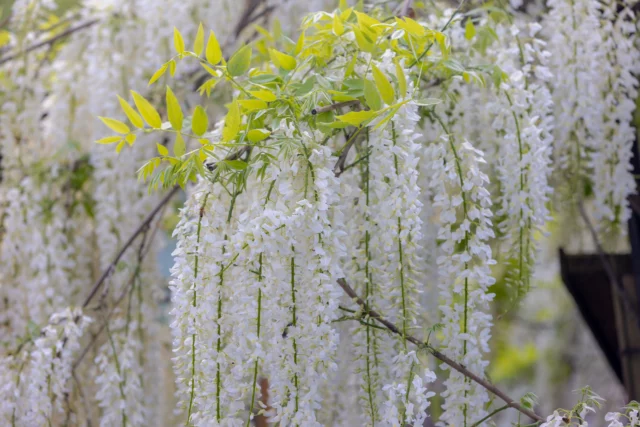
[312,100,360,115]
[334,127,364,177]
[82,186,179,308]
[470,404,510,426]
[0,18,99,66]
[336,278,544,423]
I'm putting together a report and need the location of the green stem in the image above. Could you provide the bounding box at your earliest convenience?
[105,321,128,427]
[246,253,263,427]
[470,404,510,427]
[434,114,469,426]
[363,130,377,426]
[290,250,300,415]
[186,193,210,426]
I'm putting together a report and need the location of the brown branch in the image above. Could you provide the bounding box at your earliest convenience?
[399,0,415,18]
[82,185,179,308]
[0,18,100,66]
[312,100,360,115]
[336,278,544,423]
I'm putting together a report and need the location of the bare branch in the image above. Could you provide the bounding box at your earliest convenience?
[0,19,100,66]
[312,100,360,115]
[336,278,544,423]
[82,185,179,308]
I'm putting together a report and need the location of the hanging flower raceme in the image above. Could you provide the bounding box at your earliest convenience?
[0,308,90,426]
[546,0,640,233]
[423,133,496,426]
[488,22,554,296]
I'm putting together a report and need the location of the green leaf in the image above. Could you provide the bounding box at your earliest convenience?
[222,101,240,142]
[269,49,296,71]
[148,63,168,86]
[165,86,183,131]
[193,23,205,56]
[395,60,406,99]
[250,74,280,84]
[225,159,248,170]
[131,91,162,128]
[371,64,394,105]
[117,96,144,128]
[157,143,169,156]
[174,133,186,157]
[206,30,222,65]
[99,117,130,134]
[192,106,209,136]
[174,27,185,54]
[363,79,382,111]
[465,19,476,40]
[247,129,270,142]
[228,45,252,77]
[336,110,377,126]
[96,136,123,144]
[414,98,442,106]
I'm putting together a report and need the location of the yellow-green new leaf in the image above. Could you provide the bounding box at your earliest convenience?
[125,133,136,146]
[174,133,186,157]
[294,31,305,55]
[148,63,168,86]
[116,140,126,154]
[394,17,425,37]
[222,101,240,142]
[206,30,222,65]
[117,95,144,128]
[269,49,296,71]
[333,13,345,36]
[465,19,476,40]
[395,60,407,98]
[238,99,268,112]
[336,110,377,126]
[99,116,130,134]
[201,62,218,76]
[192,106,208,136]
[193,23,205,56]
[363,79,382,111]
[174,27,185,54]
[96,135,122,144]
[157,143,169,156]
[228,45,252,77]
[247,129,270,143]
[131,91,162,128]
[249,90,276,102]
[165,86,183,130]
[371,64,394,105]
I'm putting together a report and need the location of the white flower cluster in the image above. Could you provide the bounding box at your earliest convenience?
[546,0,640,231]
[423,136,496,426]
[489,22,554,294]
[0,308,90,426]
